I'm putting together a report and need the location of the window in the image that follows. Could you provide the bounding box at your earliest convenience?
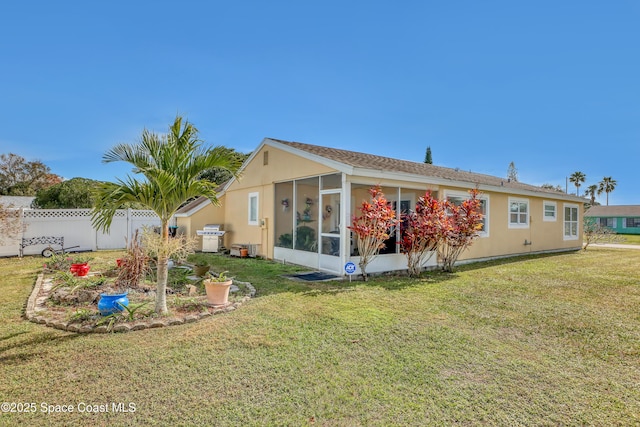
[445,191,489,236]
[274,182,293,248]
[508,198,529,228]
[625,218,640,228]
[564,204,579,240]
[248,192,259,225]
[543,201,557,221]
[599,217,615,228]
[321,173,341,190]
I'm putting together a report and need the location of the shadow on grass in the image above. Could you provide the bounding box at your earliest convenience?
[454,250,579,273]
[360,269,459,291]
[0,331,29,342]
[0,331,80,365]
[189,250,580,296]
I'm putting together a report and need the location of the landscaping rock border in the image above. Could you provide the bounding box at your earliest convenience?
[25,274,256,334]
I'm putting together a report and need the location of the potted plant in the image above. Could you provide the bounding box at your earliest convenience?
[69,255,93,277]
[193,261,210,277]
[98,291,129,315]
[203,271,233,306]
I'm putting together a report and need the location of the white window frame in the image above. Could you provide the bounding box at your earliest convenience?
[625,217,640,228]
[563,203,579,240]
[444,190,489,237]
[543,201,557,222]
[248,192,259,226]
[508,197,529,229]
[599,217,615,228]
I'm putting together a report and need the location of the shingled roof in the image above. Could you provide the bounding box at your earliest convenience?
[267,138,578,199]
[585,205,640,217]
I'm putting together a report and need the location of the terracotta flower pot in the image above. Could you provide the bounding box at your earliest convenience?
[240,248,249,258]
[204,279,232,306]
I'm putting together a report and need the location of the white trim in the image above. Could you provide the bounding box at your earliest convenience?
[563,203,580,240]
[508,197,529,229]
[175,197,216,217]
[543,200,557,222]
[248,192,259,226]
[350,167,584,203]
[262,138,584,203]
[265,138,355,175]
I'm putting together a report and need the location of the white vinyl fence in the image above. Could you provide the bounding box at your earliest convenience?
[0,208,164,257]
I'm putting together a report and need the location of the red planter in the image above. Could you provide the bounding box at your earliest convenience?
[70,263,90,277]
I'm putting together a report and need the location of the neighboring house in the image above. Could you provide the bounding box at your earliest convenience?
[584,205,640,235]
[176,138,585,276]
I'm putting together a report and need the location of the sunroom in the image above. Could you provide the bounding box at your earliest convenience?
[272,172,444,275]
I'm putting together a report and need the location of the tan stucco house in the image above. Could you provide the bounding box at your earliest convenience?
[176,138,585,276]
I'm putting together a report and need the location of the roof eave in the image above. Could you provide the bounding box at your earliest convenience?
[351,168,586,202]
[264,138,355,175]
[175,196,217,217]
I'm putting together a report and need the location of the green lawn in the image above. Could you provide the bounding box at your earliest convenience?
[1,248,639,426]
[619,234,640,245]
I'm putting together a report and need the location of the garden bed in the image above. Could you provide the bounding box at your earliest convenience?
[24,266,255,333]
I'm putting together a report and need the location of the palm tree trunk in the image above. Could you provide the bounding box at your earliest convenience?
[155,221,170,314]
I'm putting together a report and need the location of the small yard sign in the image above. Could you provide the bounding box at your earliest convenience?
[345,262,356,282]
[344,262,356,274]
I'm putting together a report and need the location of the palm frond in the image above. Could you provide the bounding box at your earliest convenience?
[92,115,242,231]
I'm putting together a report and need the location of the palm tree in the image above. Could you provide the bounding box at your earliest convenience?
[584,184,598,206]
[91,116,242,314]
[598,177,617,206]
[569,171,586,196]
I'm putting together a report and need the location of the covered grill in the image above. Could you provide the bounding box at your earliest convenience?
[196,224,225,252]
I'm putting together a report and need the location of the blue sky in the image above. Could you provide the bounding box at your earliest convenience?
[1,1,638,204]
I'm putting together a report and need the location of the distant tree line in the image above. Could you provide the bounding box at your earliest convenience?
[0,153,62,196]
[509,161,618,207]
[0,148,250,209]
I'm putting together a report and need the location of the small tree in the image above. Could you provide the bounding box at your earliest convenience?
[424,146,433,164]
[92,116,242,314]
[198,148,250,184]
[399,192,443,277]
[583,218,623,250]
[438,189,484,272]
[507,161,518,182]
[115,229,151,289]
[348,186,399,281]
[0,202,25,246]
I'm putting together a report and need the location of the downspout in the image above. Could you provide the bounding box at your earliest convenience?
[524,214,533,252]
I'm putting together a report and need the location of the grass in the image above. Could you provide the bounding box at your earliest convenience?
[619,234,640,245]
[1,248,639,425]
